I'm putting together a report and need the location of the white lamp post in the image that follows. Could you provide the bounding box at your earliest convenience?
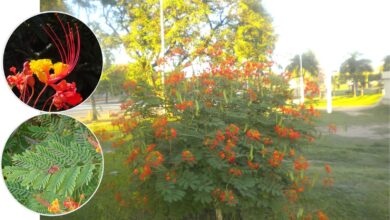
[299,53,305,104]
[326,71,333,113]
[160,0,165,86]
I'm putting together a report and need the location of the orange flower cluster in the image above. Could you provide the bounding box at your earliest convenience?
[152,117,177,140]
[323,164,334,187]
[289,148,295,157]
[274,125,301,141]
[48,199,61,213]
[63,197,80,211]
[94,129,113,142]
[182,150,196,162]
[247,160,260,170]
[246,129,261,141]
[120,100,134,110]
[146,143,157,152]
[111,115,138,134]
[304,80,320,97]
[165,72,185,85]
[324,164,332,174]
[279,106,301,117]
[269,150,285,167]
[212,188,237,205]
[145,151,164,167]
[243,61,264,77]
[225,124,239,139]
[229,167,243,176]
[262,137,273,145]
[111,139,126,148]
[122,80,137,90]
[114,192,127,207]
[294,156,309,171]
[175,100,193,111]
[317,211,329,220]
[247,88,257,101]
[165,171,177,183]
[138,165,152,181]
[126,147,141,164]
[323,177,334,187]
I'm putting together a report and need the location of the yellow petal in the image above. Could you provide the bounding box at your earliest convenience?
[30,59,53,83]
[52,62,69,78]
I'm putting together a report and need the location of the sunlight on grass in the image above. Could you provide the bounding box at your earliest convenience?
[314,94,383,108]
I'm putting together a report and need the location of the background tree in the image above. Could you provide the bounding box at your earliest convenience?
[383,55,390,72]
[340,53,373,96]
[285,50,320,79]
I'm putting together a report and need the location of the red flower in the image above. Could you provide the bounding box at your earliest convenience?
[294,156,309,171]
[63,197,80,211]
[139,165,152,181]
[165,72,185,85]
[169,128,177,140]
[247,161,260,170]
[269,150,284,167]
[288,129,301,140]
[225,124,239,138]
[216,130,225,142]
[289,148,295,157]
[51,80,82,110]
[262,137,273,145]
[182,150,195,162]
[145,151,164,167]
[324,163,332,174]
[146,144,157,152]
[125,147,140,164]
[317,211,329,220]
[246,129,261,141]
[229,168,242,176]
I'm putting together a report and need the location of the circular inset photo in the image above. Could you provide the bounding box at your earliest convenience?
[3,12,102,111]
[1,114,103,215]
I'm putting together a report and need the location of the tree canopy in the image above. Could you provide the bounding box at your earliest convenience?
[285,50,320,79]
[339,52,373,96]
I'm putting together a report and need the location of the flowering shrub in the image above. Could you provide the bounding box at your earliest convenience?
[104,50,329,219]
[5,13,82,111]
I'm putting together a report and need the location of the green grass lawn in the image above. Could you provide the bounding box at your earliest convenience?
[42,105,390,220]
[314,94,383,108]
[301,104,389,219]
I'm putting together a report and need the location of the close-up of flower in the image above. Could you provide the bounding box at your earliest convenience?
[3,12,102,111]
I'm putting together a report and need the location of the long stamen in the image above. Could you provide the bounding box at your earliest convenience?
[55,13,71,64]
[46,25,68,63]
[26,88,35,105]
[42,26,65,64]
[33,84,48,108]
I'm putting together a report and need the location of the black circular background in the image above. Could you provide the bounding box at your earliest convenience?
[3,12,102,111]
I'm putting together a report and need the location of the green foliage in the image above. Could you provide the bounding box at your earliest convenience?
[2,114,103,214]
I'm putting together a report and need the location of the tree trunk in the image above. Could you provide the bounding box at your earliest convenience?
[105,92,108,104]
[215,208,223,220]
[91,95,98,121]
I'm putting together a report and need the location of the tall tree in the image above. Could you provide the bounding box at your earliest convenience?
[285,50,320,79]
[96,0,275,82]
[340,53,373,97]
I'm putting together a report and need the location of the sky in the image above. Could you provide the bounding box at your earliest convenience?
[262,0,390,74]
